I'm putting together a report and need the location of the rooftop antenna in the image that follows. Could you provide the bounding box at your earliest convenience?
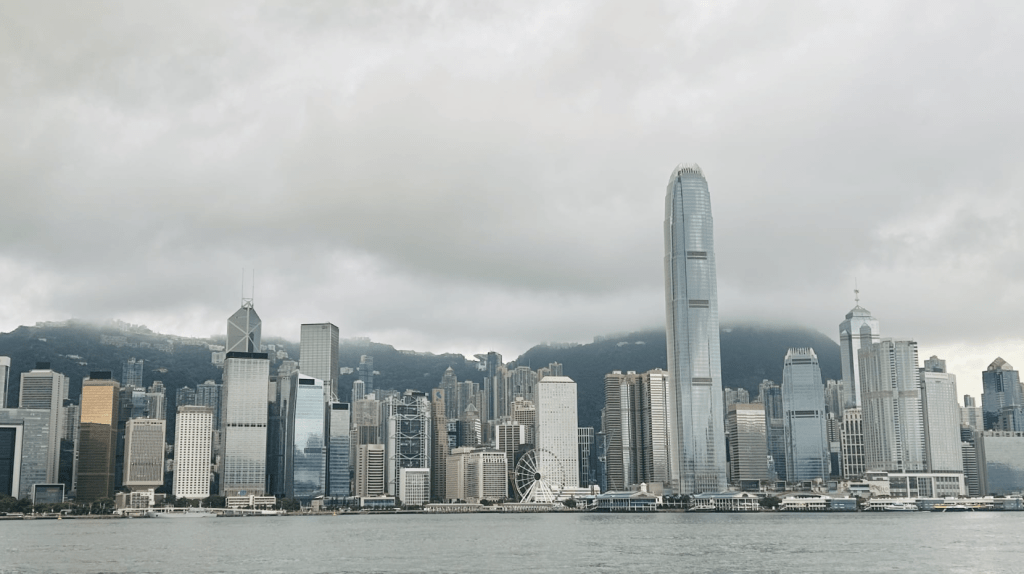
[854,278,860,306]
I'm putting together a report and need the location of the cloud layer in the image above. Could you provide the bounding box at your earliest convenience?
[2,1,1023,397]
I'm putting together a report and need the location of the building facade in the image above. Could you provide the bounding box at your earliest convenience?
[123,418,166,490]
[221,352,270,496]
[290,376,328,500]
[782,348,829,482]
[384,391,431,496]
[300,323,340,399]
[535,376,579,492]
[173,406,213,499]
[18,364,69,483]
[327,401,351,499]
[0,409,51,499]
[860,340,925,472]
[838,301,880,409]
[920,358,963,473]
[355,443,385,497]
[726,403,770,484]
[77,375,120,502]
[664,163,727,494]
[981,358,1023,431]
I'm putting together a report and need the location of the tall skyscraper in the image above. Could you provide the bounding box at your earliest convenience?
[327,402,351,499]
[840,407,865,478]
[18,364,69,483]
[300,323,340,399]
[578,427,595,487]
[226,301,261,353]
[664,163,727,494]
[357,355,374,395]
[603,369,672,490]
[196,380,222,431]
[430,388,448,503]
[121,358,144,389]
[173,405,213,499]
[838,295,880,409]
[782,348,829,482]
[981,358,1023,431]
[221,352,270,496]
[920,356,963,473]
[726,403,770,484]
[535,376,579,491]
[961,394,983,430]
[289,376,328,500]
[383,390,431,496]
[0,357,10,409]
[860,339,925,472]
[123,418,166,490]
[77,374,119,502]
[758,379,786,480]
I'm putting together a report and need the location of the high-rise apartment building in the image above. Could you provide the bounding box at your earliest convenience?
[664,163,727,493]
[511,398,536,446]
[327,402,351,499]
[758,379,786,480]
[300,323,340,399]
[838,298,880,409]
[981,358,1023,431]
[226,301,261,354]
[18,364,69,483]
[196,381,222,431]
[123,418,166,490]
[727,403,770,484]
[860,339,925,472]
[173,405,213,499]
[782,348,829,482]
[535,376,579,492]
[354,443,385,497]
[221,351,270,496]
[289,376,328,500]
[77,374,119,502]
[920,356,963,473]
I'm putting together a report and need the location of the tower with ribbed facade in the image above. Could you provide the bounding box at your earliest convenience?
[664,163,727,494]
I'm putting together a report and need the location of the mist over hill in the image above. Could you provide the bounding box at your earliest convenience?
[0,320,840,438]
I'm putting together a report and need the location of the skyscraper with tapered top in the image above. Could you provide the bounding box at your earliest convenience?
[664,163,727,493]
[839,291,880,409]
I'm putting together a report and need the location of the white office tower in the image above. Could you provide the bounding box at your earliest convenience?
[290,376,328,500]
[838,296,880,409]
[327,402,351,498]
[398,467,430,506]
[664,163,727,494]
[840,408,865,478]
[534,376,579,495]
[920,357,964,473]
[860,339,925,472]
[226,300,261,353]
[221,351,271,496]
[123,418,166,489]
[18,363,69,483]
[300,323,340,399]
[0,357,10,408]
[782,348,829,482]
[173,406,213,499]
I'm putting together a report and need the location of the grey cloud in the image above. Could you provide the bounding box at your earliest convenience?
[1,1,1023,379]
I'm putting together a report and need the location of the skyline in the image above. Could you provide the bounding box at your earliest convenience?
[2,2,1023,399]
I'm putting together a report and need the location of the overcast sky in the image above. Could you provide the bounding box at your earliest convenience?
[2,2,1022,398]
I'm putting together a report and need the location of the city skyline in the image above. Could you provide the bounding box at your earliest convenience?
[1,3,1022,393]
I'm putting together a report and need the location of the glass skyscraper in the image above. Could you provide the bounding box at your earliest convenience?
[327,401,351,498]
[664,163,727,494]
[290,376,328,500]
[981,358,1022,431]
[226,301,261,354]
[839,301,880,409]
[781,348,829,482]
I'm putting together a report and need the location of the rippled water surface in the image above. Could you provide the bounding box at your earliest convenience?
[2,512,1023,573]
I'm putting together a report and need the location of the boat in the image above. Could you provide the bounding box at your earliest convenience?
[936,504,973,512]
[883,503,918,511]
[148,507,217,518]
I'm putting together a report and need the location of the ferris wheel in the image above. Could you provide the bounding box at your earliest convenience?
[513,448,566,503]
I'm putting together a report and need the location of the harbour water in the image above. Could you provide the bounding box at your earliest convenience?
[2,512,1022,573]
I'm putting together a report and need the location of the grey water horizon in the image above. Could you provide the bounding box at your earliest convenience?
[1,512,1018,573]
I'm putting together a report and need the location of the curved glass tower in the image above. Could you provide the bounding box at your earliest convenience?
[664,163,727,493]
